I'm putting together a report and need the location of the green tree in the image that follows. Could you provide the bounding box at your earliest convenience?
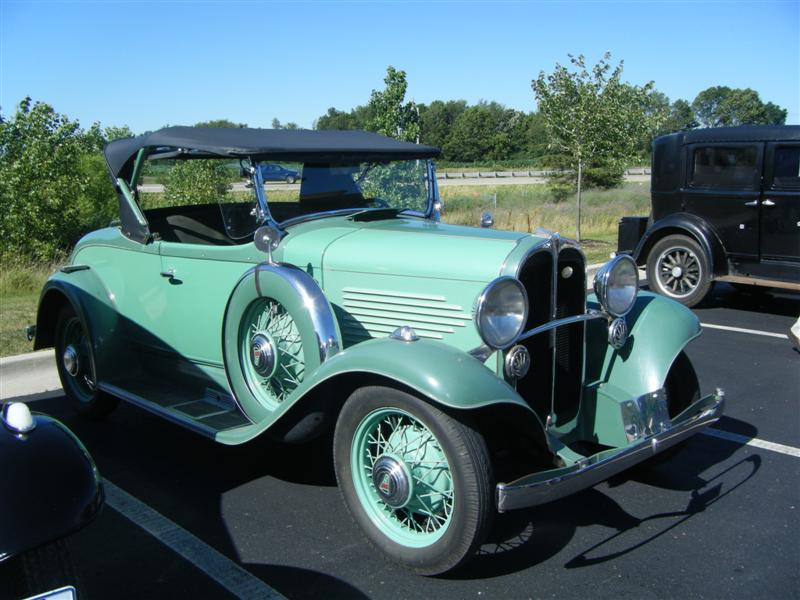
[162,160,232,206]
[0,98,115,261]
[532,53,655,241]
[105,125,134,141]
[366,66,419,142]
[692,86,787,127]
[194,119,246,128]
[418,100,467,152]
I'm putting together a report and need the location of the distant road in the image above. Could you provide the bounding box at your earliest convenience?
[138,173,650,193]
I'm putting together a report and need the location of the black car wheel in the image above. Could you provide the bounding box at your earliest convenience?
[55,305,118,418]
[285,174,296,184]
[334,386,494,575]
[646,234,712,307]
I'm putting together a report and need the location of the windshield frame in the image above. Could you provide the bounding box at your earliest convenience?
[249,158,440,229]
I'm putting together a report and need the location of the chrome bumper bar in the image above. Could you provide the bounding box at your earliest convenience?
[496,389,725,512]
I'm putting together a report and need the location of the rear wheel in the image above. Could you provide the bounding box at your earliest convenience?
[55,306,118,417]
[646,235,712,307]
[285,175,296,184]
[334,386,493,575]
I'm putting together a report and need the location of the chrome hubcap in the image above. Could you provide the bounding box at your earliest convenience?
[63,345,79,377]
[372,455,413,508]
[250,333,277,378]
[657,247,701,297]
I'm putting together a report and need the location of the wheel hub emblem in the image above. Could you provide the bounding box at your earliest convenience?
[250,333,276,378]
[63,345,79,377]
[671,266,683,278]
[372,456,412,508]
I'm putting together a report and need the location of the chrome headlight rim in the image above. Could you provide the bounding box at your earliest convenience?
[475,277,529,350]
[594,255,639,318]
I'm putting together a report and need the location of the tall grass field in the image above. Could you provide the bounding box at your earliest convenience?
[0,183,649,357]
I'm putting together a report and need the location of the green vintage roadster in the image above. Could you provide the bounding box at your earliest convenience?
[31,127,724,574]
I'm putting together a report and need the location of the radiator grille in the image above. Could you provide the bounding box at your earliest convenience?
[515,244,586,425]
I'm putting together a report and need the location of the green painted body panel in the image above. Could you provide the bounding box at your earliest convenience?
[580,291,702,447]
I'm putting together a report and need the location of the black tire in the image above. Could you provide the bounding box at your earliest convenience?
[646,234,712,307]
[646,351,701,465]
[333,386,494,575]
[285,175,296,184]
[55,305,118,418]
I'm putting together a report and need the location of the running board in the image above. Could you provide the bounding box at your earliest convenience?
[99,377,252,440]
[716,274,800,291]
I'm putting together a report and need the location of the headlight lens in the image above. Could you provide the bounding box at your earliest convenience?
[475,277,528,349]
[594,255,639,317]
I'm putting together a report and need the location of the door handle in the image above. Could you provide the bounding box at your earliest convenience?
[762,199,776,207]
[160,268,176,279]
[744,200,758,207]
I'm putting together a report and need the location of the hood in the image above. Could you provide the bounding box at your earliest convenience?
[322,218,533,282]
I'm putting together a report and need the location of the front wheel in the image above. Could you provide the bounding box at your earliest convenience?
[285,175,296,184]
[334,386,493,575]
[646,234,712,307]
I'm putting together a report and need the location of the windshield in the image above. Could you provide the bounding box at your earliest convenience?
[259,159,433,224]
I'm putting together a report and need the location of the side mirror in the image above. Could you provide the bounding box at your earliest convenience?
[480,211,494,228]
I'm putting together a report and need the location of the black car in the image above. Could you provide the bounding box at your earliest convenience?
[0,402,103,598]
[619,125,800,306]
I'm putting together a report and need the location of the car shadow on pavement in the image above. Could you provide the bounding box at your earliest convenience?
[693,282,800,317]
[445,420,761,580]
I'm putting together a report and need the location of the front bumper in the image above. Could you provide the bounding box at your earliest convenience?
[496,389,725,512]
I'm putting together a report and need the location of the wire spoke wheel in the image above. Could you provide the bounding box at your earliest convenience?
[352,407,455,546]
[334,386,494,574]
[240,298,306,408]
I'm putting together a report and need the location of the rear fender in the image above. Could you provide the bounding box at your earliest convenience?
[633,214,727,276]
[34,268,125,382]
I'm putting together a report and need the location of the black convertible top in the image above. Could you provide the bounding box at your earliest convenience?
[105,126,441,181]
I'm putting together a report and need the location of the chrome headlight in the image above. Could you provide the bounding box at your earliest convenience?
[594,255,639,317]
[475,277,528,349]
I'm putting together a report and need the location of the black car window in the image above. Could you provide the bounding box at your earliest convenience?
[689,145,760,190]
[772,146,800,190]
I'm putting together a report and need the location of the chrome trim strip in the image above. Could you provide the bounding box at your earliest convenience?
[496,389,725,512]
[515,310,605,342]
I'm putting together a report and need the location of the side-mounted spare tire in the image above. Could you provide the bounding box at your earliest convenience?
[222,263,341,424]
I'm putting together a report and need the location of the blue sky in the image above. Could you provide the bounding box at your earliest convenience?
[1,0,797,132]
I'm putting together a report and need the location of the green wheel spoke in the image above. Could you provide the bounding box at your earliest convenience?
[351,407,455,548]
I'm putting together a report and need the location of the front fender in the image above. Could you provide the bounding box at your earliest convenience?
[586,291,701,399]
[296,337,534,413]
[218,336,549,451]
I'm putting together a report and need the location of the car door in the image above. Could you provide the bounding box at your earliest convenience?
[158,241,253,387]
[762,143,800,262]
[683,142,763,260]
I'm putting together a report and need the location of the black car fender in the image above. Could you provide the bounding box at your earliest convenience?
[633,213,728,276]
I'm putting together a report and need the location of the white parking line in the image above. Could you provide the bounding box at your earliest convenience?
[104,481,286,600]
[702,428,800,458]
[700,322,789,339]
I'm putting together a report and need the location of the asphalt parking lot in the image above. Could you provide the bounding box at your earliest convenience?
[3,283,798,600]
